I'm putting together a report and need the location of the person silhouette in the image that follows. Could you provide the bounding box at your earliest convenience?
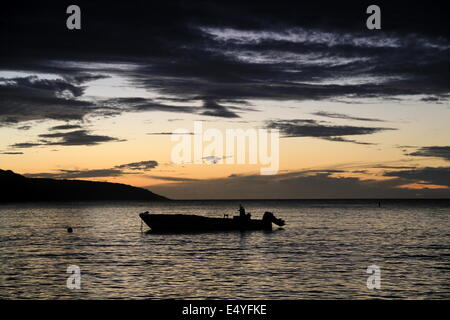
[239,204,245,217]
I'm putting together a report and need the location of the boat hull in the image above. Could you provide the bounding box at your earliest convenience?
[139,213,273,232]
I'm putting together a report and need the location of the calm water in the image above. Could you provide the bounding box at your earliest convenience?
[0,200,449,299]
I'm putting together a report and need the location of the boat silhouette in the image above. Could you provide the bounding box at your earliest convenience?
[139,211,285,233]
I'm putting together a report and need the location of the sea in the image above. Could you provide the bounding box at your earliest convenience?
[0,200,449,299]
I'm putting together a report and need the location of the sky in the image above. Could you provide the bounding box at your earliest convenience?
[1,1,449,199]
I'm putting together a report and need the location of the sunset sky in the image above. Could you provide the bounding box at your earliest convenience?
[1,1,449,199]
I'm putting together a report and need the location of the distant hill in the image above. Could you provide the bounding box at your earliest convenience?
[0,169,168,202]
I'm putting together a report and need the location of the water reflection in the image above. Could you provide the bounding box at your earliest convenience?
[0,200,449,299]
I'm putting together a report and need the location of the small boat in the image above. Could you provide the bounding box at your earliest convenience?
[139,211,285,233]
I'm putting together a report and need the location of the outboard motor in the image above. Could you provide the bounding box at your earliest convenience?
[263,211,285,227]
[139,211,150,218]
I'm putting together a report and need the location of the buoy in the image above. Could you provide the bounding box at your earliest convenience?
[67,227,73,233]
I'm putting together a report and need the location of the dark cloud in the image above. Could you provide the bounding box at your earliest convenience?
[102,97,196,114]
[150,169,450,199]
[70,74,110,84]
[352,170,369,174]
[312,111,385,122]
[10,142,42,149]
[149,176,200,182]
[373,165,417,169]
[408,146,450,161]
[266,119,395,144]
[17,125,32,130]
[384,167,450,187]
[25,160,159,179]
[10,76,84,97]
[302,169,345,174]
[124,24,450,104]
[0,76,97,124]
[1,1,449,127]
[200,99,240,118]
[25,169,128,179]
[322,137,376,145]
[100,97,242,119]
[420,96,449,103]
[115,160,158,170]
[10,130,123,148]
[38,130,122,146]
[1,152,24,155]
[49,124,83,131]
